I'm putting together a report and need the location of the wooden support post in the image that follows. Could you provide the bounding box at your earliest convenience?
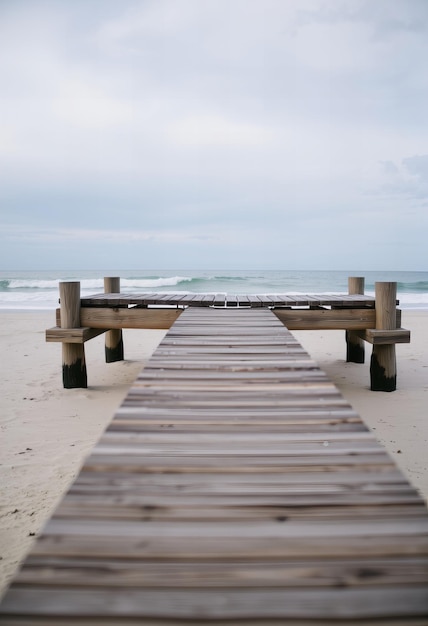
[370,282,397,392]
[104,277,124,363]
[60,282,87,389]
[346,277,365,363]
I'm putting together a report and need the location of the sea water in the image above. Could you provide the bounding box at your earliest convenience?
[0,269,427,310]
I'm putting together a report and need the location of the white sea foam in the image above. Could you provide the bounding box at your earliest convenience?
[120,277,193,289]
[5,276,193,291]
[7,279,61,290]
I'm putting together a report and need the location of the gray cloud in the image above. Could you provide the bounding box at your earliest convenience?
[0,0,427,269]
[403,154,428,180]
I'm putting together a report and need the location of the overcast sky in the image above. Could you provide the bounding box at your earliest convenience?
[1,0,427,271]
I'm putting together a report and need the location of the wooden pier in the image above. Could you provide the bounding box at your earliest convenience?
[1,307,427,623]
[46,277,410,391]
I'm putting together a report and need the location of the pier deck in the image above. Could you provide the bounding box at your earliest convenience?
[46,277,411,391]
[79,290,377,308]
[1,308,427,623]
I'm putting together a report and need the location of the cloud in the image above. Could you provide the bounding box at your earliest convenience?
[0,0,427,270]
[403,154,428,180]
[52,79,135,130]
[380,160,400,176]
[168,114,274,148]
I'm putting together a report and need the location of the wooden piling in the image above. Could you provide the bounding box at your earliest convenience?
[370,282,397,392]
[104,277,124,363]
[346,277,365,363]
[60,282,87,388]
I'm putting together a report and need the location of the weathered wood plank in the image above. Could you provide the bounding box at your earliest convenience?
[273,308,402,330]
[46,327,107,343]
[80,307,182,329]
[13,556,428,588]
[356,328,411,345]
[2,587,428,619]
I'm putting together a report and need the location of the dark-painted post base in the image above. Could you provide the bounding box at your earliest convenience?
[63,344,87,389]
[370,347,396,392]
[346,277,365,364]
[346,330,365,363]
[104,277,124,363]
[105,334,124,363]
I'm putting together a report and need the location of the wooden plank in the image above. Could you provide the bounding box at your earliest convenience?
[3,307,428,623]
[79,307,182,329]
[1,617,427,626]
[213,293,226,306]
[45,327,107,343]
[225,294,239,306]
[246,294,265,307]
[13,556,428,588]
[274,308,378,330]
[2,587,428,619]
[356,328,411,345]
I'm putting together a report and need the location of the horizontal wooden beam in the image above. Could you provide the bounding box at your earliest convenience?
[46,327,107,344]
[79,307,183,329]
[53,307,404,333]
[274,308,402,331]
[273,308,372,330]
[355,328,411,345]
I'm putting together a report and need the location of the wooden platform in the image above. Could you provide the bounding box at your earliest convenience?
[46,279,411,390]
[2,308,427,623]
[79,291,378,308]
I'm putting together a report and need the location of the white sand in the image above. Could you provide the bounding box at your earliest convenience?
[1,309,427,597]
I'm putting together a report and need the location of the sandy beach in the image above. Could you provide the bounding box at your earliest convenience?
[1,308,427,598]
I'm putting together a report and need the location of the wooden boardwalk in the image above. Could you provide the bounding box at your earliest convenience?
[1,308,428,623]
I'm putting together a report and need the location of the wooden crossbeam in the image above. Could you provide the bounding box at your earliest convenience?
[55,306,403,332]
[356,328,411,345]
[273,307,379,330]
[79,307,183,329]
[46,327,107,344]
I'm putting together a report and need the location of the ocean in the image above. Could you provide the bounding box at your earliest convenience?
[0,269,427,310]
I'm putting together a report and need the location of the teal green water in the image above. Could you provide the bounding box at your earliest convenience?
[0,269,427,310]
